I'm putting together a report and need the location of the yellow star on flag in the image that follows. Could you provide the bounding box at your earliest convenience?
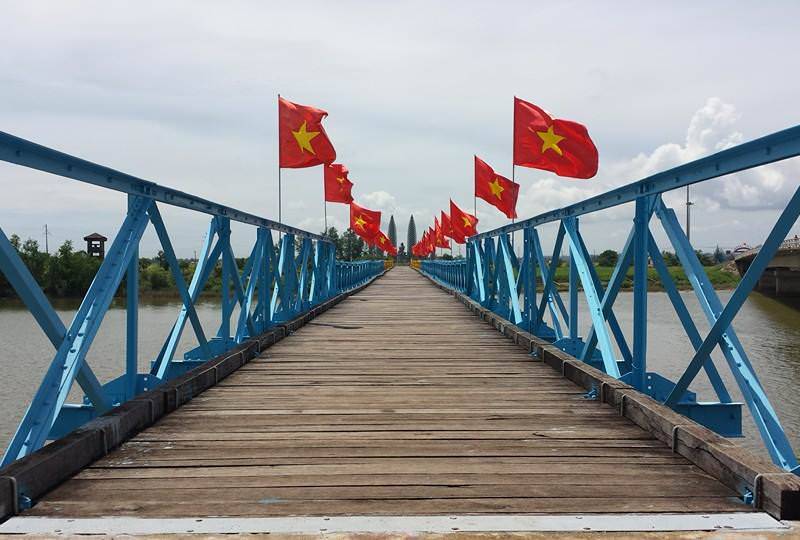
[379,236,386,244]
[354,215,367,229]
[337,176,346,184]
[462,216,473,228]
[292,121,320,154]
[489,178,504,200]
[536,125,565,156]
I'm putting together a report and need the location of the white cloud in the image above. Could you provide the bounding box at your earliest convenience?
[359,191,397,214]
[0,3,798,256]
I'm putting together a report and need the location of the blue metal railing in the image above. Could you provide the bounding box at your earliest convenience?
[336,260,386,290]
[0,131,384,465]
[421,126,800,475]
[421,259,467,292]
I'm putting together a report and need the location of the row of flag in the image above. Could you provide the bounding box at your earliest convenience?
[278,96,396,255]
[412,97,598,256]
[412,201,478,257]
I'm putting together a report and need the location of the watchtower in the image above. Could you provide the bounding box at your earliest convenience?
[83,232,107,259]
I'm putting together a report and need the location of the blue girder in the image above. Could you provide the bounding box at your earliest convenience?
[422,127,800,474]
[0,133,384,466]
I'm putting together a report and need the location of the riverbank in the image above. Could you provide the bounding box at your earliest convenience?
[549,262,740,291]
[0,263,741,306]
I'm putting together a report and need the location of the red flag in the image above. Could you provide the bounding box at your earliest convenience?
[428,229,437,254]
[417,231,428,257]
[441,210,454,240]
[513,97,597,179]
[279,96,336,168]
[423,230,435,255]
[324,163,354,204]
[475,156,518,219]
[434,218,451,250]
[374,231,397,255]
[349,202,381,242]
[450,200,479,244]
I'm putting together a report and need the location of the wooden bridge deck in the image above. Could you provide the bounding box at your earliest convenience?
[25,267,748,519]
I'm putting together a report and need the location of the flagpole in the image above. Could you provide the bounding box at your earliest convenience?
[511,96,516,253]
[511,164,516,251]
[277,93,283,237]
[324,201,328,234]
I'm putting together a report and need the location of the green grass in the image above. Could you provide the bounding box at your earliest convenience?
[549,263,739,291]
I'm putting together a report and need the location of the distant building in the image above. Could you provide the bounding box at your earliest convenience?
[83,232,107,259]
[388,215,397,248]
[407,215,417,257]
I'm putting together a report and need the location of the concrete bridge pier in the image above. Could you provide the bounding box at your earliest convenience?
[758,267,800,296]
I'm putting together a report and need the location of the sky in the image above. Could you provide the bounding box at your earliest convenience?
[1,0,799,258]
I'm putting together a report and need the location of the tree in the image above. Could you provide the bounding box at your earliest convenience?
[696,250,715,267]
[321,226,343,255]
[155,250,169,270]
[388,215,397,247]
[340,229,365,261]
[596,249,618,267]
[713,245,727,264]
[20,238,47,285]
[661,251,680,266]
[143,263,170,290]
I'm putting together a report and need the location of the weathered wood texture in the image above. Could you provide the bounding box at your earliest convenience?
[26,267,749,517]
[420,270,800,520]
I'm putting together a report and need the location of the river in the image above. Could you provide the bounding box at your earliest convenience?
[0,291,798,464]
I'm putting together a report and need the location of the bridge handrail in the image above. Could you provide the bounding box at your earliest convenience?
[0,131,326,241]
[420,258,467,292]
[0,131,384,466]
[422,127,800,476]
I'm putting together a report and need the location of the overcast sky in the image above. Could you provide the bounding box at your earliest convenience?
[1,1,799,257]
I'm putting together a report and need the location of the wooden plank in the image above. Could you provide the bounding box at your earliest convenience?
[26,497,748,517]
[41,472,726,490]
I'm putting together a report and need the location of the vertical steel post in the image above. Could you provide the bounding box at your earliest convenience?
[523,227,536,333]
[569,219,579,340]
[125,195,139,400]
[632,196,650,392]
[219,217,232,347]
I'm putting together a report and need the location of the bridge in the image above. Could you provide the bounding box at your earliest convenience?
[0,127,798,536]
[735,237,800,297]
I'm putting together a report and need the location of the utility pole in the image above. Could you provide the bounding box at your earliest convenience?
[43,224,50,254]
[685,186,693,243]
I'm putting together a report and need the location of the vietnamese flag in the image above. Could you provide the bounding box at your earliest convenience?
[434,218,451,250]
[513,97,597,179]
[428,229,437,254]
[279,96,336,168]
[419,230,430,256]
[450,200,479,244]
[349,202,381,242]
[440,210,454,240]
[419,231,428,253]
[475,156,518,219]
[324,163,354,204]
[374,231,397,255]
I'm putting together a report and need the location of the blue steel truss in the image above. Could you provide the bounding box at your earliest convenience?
[421,126,800,475]
[0,131,384,466]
